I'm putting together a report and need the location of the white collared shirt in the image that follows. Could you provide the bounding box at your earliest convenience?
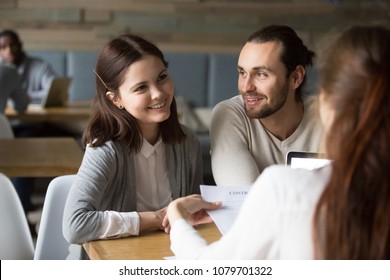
[135,136,172,211]
[98,137,171,239]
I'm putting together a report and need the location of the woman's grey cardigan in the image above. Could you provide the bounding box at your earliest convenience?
[62,126,203,260]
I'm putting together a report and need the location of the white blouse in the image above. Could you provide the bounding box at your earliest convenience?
[170,164,332,259]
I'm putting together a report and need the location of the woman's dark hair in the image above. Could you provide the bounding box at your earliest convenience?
[313,25,390,259]
[247,25,315,100]
[82,33,185,151]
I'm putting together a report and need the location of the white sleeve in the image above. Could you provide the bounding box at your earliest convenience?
[97,211,140,239]
[170,168,279,259]
[170,219,210,258]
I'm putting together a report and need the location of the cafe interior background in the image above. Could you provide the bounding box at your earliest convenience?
[1,0,389,54]
[0,0,389,247]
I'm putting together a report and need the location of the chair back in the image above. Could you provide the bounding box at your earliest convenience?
[0,173,34,259]
[0,114,14,139]
[34,174,76,260]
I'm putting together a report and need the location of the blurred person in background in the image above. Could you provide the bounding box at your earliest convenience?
[0,29,59,224]
[0,29,57,104]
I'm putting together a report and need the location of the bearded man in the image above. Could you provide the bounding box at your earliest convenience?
[210,25,323,186]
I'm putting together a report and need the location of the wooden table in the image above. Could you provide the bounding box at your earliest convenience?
[5,101,92,135]
[83,223,221,260]
[5,103,91,123]
[0,137,83,177]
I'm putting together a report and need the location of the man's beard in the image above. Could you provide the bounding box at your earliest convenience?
[243,86,289,119]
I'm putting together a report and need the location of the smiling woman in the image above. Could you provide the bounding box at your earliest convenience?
[106,54,174,144]
[62,33,204,260]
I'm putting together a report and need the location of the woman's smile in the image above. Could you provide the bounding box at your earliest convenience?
[148,100,167,110]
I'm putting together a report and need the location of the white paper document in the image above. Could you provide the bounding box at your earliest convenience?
[200,185,251,235]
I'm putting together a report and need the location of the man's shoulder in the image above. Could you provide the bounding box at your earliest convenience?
[24,56,58,78]
[213,95,245,114]
[216,95,243,106]
[24,55,49,66]
[211,95,252,126]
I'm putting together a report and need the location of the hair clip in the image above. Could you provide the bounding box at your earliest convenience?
[93,69,109,91]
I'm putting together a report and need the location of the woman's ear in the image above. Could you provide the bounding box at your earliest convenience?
[106,91,124,109]
[291,65,305,89]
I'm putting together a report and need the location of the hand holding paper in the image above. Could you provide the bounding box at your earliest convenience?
[200,185,251,235]
[163,194,222,233]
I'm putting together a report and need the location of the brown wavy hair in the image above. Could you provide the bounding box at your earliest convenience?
[313,26,390,259]
[82,33,185,151]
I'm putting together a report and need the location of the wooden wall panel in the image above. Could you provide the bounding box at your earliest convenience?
[0,9,80,22]
[1,0,388,52]
[83,10,111,23]
[18,0,177,11]
[0,0,16,9]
